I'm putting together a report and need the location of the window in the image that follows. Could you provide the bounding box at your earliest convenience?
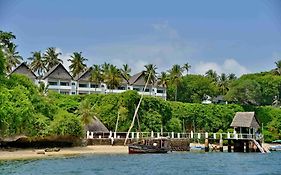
[71,92,76,95]
[133,88,140,91]
[90,84,99,88]
[71,82,76,86]
[157,89,164,93]
[79,84,88,88]
[60,82,69,86]
[118,86,126,90]
[143,88,150,92]
[48,81,57,86]
[60,91,69,95]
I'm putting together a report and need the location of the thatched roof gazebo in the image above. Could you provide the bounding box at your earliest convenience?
[86,116,109,133]
[230,112,260,135]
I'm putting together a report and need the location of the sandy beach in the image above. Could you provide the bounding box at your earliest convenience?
[0,146,128,161]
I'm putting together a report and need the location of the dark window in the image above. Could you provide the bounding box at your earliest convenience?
[90,84,99,88]
[71,92,76,94]
[48,81,57,86]
[71,82,75,86]
[133,88,140,91]
[60,82,69,86]
[60,91,69,95]
[79,84,88,88]
[143,88,150,92]
[118,86,126,90]
[157,89,164,93]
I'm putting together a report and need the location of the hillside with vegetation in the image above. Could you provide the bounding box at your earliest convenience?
[1,30,281,143]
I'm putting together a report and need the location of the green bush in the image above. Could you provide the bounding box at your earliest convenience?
[49,110,83,137]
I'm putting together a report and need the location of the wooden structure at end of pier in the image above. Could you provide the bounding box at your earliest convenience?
[221,112,269,153]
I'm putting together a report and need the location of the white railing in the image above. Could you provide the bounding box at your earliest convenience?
[86,131,263,140]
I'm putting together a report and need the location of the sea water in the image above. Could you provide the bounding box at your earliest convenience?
[1,152,281,175]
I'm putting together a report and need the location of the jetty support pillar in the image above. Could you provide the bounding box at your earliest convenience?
[219,133,223,152]
[205,132,209,152]
[228,139,231,152]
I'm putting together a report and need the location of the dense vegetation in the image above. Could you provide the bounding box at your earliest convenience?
[1,30,281,142]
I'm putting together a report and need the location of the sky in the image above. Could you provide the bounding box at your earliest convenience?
[1,0,281,76]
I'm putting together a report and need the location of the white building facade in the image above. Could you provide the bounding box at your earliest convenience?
[12,63,167,99]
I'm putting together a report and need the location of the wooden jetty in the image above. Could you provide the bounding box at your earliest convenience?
[86,112,270,153]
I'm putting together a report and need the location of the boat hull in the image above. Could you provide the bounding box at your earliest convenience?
[128,144,169,154]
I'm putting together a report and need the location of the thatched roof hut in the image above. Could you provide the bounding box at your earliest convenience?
[42,63,72,80]
[10,62,37,80]
[230,112,260,129]
[86,116,109,133]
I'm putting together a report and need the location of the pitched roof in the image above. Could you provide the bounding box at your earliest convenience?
[75,67,92,81]
[10,62,37,79]
[86,116,109,133]
[42,63,72,80]
[128,72,164,87]
[230,112,260,128]
[128,72,144,85]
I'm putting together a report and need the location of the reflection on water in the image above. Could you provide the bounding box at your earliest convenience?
[1,152,281,175]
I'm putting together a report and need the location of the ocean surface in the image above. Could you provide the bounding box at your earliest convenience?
[1,152,281,175]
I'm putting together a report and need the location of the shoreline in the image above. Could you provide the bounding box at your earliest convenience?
[0,145,128,161]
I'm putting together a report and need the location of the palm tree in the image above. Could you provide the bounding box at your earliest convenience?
[158,72,169,98]
[121,64,131,81]
[0,31,16,49]
[183,62,191,75]
[28,51,45,77]
[89,64,103,92]
[218,73,228,95]
[143,64,157,85]
[205,69,218,83]
[68,52,87,78]
[5,44,22,73]
[78,99,95,126]
[103,64,122,90]
[275,60,281,75]
[38,81,48,95]
[43,47,62,71]
[228,73,237,80]
[158,72,168,88]
[101,62,110,73]
[169,64,183,101]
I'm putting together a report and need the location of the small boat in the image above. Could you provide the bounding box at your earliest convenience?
[128,137,171,154]
[269,145,281,151]
[190,145,205,151]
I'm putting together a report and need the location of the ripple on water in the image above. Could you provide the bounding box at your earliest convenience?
[1,152,281,175]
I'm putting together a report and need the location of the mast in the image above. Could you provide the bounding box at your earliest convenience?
[124,71,152,145]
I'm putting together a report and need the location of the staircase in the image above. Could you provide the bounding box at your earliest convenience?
[251,139,270,153]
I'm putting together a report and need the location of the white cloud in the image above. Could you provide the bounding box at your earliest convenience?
[193,58,250,77]
[86,22,195,74]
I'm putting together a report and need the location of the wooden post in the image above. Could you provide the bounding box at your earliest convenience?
[246,141,250,152]
[205,132,209,152]
[228,139,231,152]
[219,133,223,152]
